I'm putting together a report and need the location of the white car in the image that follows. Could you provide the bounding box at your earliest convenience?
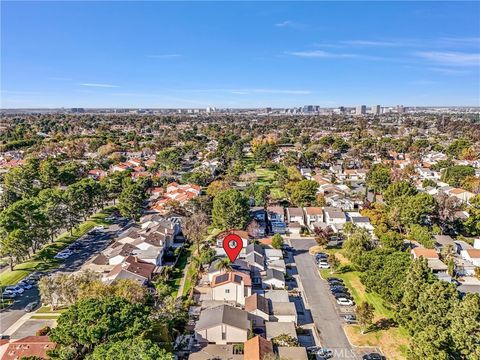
[5,286,24,294]
[337,298,354,306]
[18,281,32,290]
[317,262,330,269]
[54,252,70,259]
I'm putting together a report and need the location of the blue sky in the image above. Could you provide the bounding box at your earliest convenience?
[1,1,479,108]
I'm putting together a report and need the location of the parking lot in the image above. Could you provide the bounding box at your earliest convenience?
[289,237,384,360]
[0,216,129,336]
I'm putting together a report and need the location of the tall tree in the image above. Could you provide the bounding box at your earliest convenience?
[356,302,375,334]
[366,163,391,194]
[212,189,249,229]
[449,293,480,360]
[285,180,318,207]
[182,211,209,253]
[118,180,146,221]
[49,297,150,358]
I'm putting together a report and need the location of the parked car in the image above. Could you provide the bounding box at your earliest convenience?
[25,301,38,312]
[334,292,352,300]
[18,281,32,290]
[29,271,47,281]
[2,290,17,298]
[318,262,330,269]
[5,286,24,294]
[24,278,36,285]
[362,353,385,360]
[330,284,348,290]
[69,243,81,250]
[327,277,343,284]
[54,252,70,259]
[344,314,357,323]
[337,298,354,306]
[317,348,333,358]
[331,289,350,296]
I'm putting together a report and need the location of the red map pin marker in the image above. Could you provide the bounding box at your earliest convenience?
[223,233,243,262]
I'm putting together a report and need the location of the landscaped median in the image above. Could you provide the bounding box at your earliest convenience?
[317,250,410,360]
[0,207,116,287]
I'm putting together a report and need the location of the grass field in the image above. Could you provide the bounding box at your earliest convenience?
[0,208,115,286]
[253,165,286,200]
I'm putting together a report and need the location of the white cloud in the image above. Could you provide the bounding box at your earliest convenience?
[285,50,357,59]
[80,83,119,88]
[415,51,480,66]
[274,20,311,30]
[340,40,398,47]
[429,67,471,75]
[146,54,182,59]
[275,20,293,27]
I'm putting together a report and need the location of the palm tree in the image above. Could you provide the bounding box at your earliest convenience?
[214,257,232,272]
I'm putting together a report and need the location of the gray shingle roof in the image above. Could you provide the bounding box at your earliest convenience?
[195,305,249,331]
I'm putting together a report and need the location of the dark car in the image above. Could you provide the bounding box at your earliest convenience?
[334,292,353,300]
[330,286,349,292]
[331,289,351,296]
[327,278,344,284]
[25,301,39,312]
[362,353,385,360]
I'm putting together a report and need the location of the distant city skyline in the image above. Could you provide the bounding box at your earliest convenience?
[1,1,479,108]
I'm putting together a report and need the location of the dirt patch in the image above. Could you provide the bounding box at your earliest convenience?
[335,252,350,265]
[308,245,324,254]
[345,325,409,360]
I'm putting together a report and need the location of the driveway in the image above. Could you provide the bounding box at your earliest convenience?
[290,238,357,360]
[0,217,129,334]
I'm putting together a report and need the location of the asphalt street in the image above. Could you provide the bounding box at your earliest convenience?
[0,217,128,334]
[290,238,357,360]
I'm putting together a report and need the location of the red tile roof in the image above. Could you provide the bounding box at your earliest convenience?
[1,336,56,360]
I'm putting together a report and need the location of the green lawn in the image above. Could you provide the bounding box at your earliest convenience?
[167,246,192,298]
[30,314,60,320]
[0,207,116,286]
[269,187,286,200]
[321,269,395,319]
[182,261,198,298]
[255,166,276,182]
[36,306,67,314]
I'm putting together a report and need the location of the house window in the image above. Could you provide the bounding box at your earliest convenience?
[225,289,230,294]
